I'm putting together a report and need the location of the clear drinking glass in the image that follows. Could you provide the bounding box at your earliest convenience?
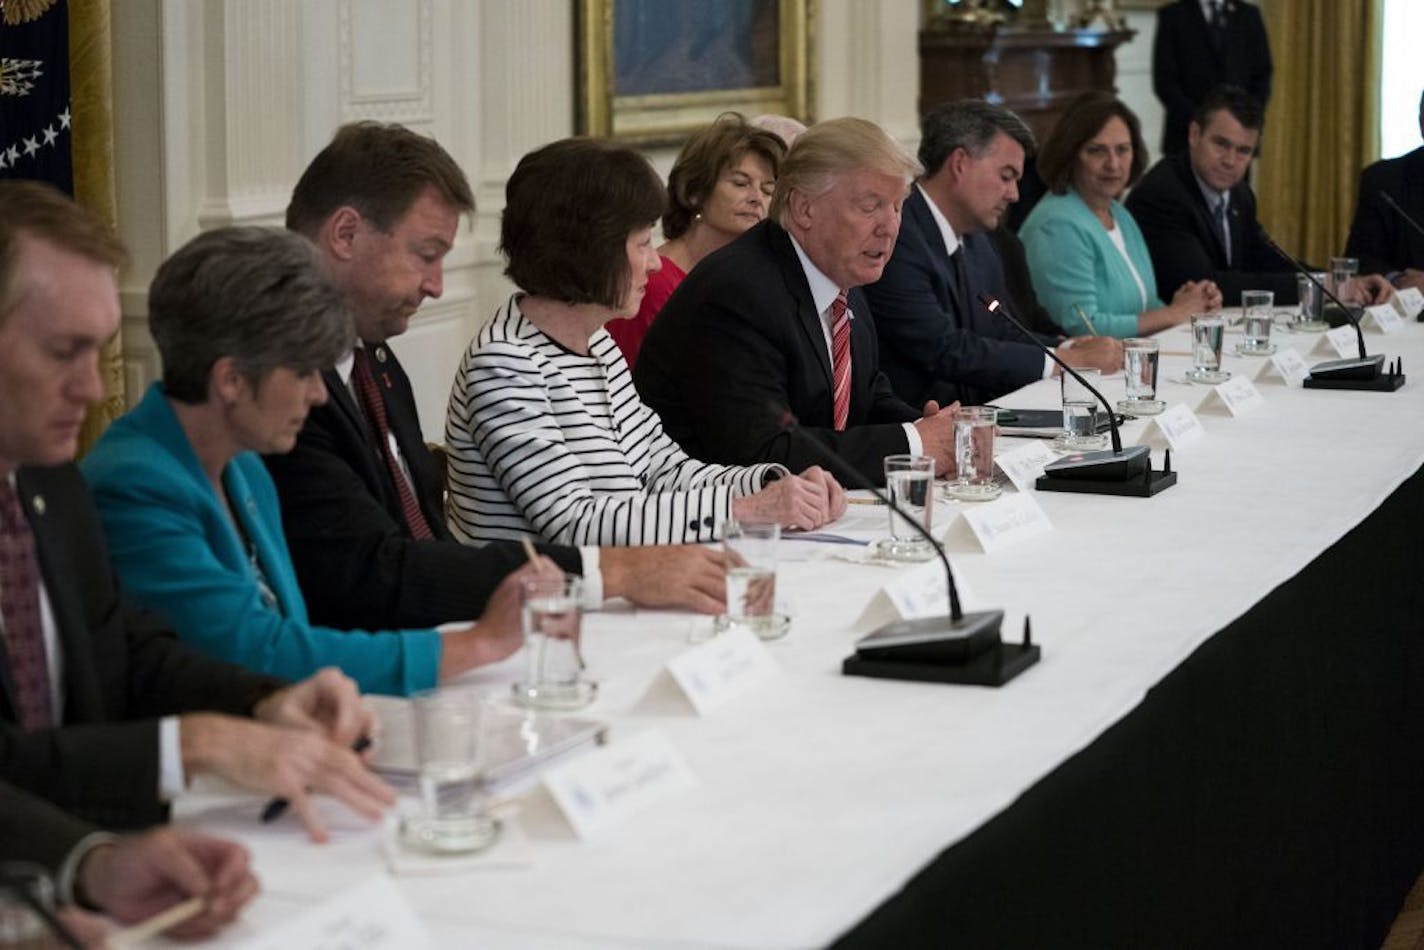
[1055,368,1108,451]
[721,521,785,639]
[1296,271,1329,331]
[879,454,936,561]
[1238,290,1275,355]
[1187,313,1230,384]
[513,575,595,709]
[946,406,1000,502]
[1328,256,1361,307]
[403,689,500,854]
[1118,337,1163,415]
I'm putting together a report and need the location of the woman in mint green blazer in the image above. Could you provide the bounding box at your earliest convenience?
[83,228,539,696]
[1020,92,1220,338]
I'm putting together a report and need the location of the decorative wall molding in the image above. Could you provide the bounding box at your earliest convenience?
[338,0,435,124]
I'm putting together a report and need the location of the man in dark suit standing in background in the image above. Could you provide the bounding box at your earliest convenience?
[1153,0,1272,156]
[635,118,959,486]
[1346,89,1424,293]
[273,122,732,624]
[864,100,1122,409]
[0,182,393,845]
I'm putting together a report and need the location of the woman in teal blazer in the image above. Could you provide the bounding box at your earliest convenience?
[1020,92,1220,338]
[83,228,537,696]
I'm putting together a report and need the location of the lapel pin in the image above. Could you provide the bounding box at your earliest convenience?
[31,495,45,516]
[374,347,387,364]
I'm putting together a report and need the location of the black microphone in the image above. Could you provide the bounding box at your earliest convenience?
[774,408,1004,656]
[981,293,1174,497]
[1379,190,1424,243]
[1256,224,1403,390]
[1255,225,1368,359]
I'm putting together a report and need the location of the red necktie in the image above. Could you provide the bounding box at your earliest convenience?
[351,348,435,541]
[0,480,53,730]
[830,291,852,431]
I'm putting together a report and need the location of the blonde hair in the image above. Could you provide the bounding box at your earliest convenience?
[770,118,922,224]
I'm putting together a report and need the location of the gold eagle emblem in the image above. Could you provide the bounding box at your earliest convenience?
[2,0,59,27]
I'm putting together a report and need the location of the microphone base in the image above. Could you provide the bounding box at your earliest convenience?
[843,611,1040,687]
[1303,369,1405,392]
[1036,467,1178,497]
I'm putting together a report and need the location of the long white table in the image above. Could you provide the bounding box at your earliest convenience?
[175,316,1424,948]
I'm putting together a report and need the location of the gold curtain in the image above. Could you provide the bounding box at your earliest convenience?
[68,0,122,454]
[1256,0,1383,266]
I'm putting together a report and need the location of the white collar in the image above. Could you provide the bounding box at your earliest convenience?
[1192,170,1231,214]
[916,182,963,257]
[788,234,848,317]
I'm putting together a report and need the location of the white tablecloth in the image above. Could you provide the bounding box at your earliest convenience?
[175,319,1424,949]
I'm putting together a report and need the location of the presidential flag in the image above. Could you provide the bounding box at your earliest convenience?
[0,0,73,192]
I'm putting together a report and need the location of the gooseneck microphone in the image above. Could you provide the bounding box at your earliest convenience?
[1256,225,1368,360]
[981,293,1176,497]
[1257,224,1403,391]
[776,408,985,630]
[1379,191,1424,243]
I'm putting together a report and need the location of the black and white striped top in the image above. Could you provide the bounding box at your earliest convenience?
[445,296,781,546]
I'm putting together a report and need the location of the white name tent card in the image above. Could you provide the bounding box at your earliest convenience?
[994,440,1057,492]
[542,730,697,839]
[1394,286,1424,320]
[666,628,780,716]
[1196,376,1265,417]
[1136,403,1206,451]
[1315,326,1360,358]
[1254,347,1311,386]
[960,492,1053,554]
[231,875,430,950]
[854,558,980,633]
[1363,303,1405,334]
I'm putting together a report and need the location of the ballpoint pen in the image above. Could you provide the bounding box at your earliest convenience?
[260,734,372,823]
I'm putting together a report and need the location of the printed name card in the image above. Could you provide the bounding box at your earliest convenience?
[1394,286,1424,320]
[960,493,1052,554]
[1315,325,1360,358]
[1137,402,1205,451]
[1363,303,1405,334]
[1197,375,1265,417]
[666,628,779,716]
[542,730,697,838]
[1254,346,1311,386]
[994,441,1057,491]
[233,875,430,950]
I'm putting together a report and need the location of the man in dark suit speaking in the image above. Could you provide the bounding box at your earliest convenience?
[0,182,394,843]
[864,99,1122,409]
[1346,89,1424,293]
[635,118,959,486]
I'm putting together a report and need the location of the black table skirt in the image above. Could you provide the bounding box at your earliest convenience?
[837,465,1424,949]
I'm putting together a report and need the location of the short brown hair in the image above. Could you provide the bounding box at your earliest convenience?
[1036,92,1149,195]
[770,118,922,224]
[285,121,474,237]
[150,227,352,403]
[0,181,126,322]
[500,138,665,307]
[664,113,786,240]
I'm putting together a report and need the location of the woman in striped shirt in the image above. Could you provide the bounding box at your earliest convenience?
[445,138,845,548]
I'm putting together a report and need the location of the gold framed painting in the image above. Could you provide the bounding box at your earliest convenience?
[577,0,814,146]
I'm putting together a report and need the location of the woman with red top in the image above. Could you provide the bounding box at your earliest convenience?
[607,112,786,367]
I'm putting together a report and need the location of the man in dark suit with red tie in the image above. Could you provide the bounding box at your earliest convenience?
[271,122,732,625]
[1152,0,1273,157]
[635,118,960,486]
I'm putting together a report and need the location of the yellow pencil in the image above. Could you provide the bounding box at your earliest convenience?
[1073,304,1099,336]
